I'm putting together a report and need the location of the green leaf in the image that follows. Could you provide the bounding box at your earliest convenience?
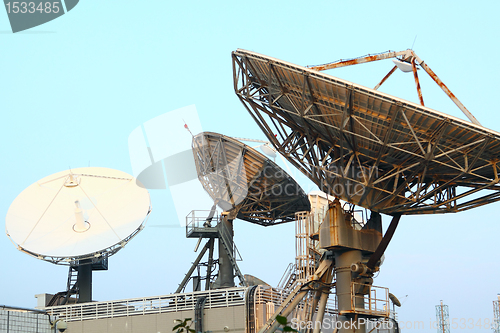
[173,318,193,332]
[283,326,297,332]
[276,315,287,325]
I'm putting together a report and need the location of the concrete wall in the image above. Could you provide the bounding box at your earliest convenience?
[66,305,245,333]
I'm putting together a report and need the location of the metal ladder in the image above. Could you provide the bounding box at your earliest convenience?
[63,266,79,303]
[217,222,246,285]
[67,266,78,291]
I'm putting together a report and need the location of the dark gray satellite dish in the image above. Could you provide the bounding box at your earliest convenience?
[176,132,311,292]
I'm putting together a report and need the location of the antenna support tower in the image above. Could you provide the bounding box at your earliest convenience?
[176,209,243,293]
[436,300,450,333]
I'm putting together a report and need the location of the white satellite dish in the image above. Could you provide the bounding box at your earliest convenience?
[6,167,151,304]
[392,58,413,72]
[6,167,151,264]
[259,143,277,158]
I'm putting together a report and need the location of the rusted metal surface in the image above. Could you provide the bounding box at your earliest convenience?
[412,52,482,126]
[319,200,382,252]
[308,49,481,125]
[374,65,397,90]
[411,58,424,106]
[309,49,481,126]
[232,49,500,215]
[308,50,410,71]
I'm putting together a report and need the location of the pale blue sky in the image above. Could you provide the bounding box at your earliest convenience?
[1,1,499,331]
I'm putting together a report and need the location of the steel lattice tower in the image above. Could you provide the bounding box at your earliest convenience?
[436,300,450,333]
[493,295,500,333]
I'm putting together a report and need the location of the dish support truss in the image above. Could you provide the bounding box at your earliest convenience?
[308,49,481,126]
[232,50,500,215]
[11,218,149,266]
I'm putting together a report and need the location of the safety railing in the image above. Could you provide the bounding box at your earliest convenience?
[351,283,389,317]
[45,287,246,322]
[295,211,318,286]
[185,211,242,262]
[186,210,219,237]
[276,263,296,291]
[253,286,337,316]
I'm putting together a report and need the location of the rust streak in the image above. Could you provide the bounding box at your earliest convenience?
[412,58,424,106]
[414,51,481,126]
[374,65,397,90]
[311,55,381,71]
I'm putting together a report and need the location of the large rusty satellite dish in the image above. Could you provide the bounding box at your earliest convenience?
[192,132,311,225]
[232,49,500,215]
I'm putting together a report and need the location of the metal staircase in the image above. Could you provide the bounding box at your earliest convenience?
[257,252,335,333]
[277,263,297,291]
[46,266,79,306]
[62,265,79,305]
[67,266,78,292]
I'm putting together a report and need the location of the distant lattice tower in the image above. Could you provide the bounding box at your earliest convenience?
[493,295,500,333]
[436,300,450,333]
